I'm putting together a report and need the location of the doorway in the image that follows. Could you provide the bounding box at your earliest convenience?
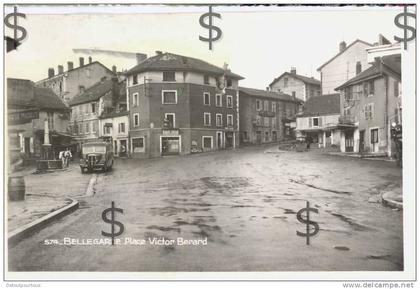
[24,137,31,156]
[225,132,233,148]
[344,131,354,152]
[216,132,223,149]
[161,137,180,156]
[359,130,365,153]
[119,139,127,157]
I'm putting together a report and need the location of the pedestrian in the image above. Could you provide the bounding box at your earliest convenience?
[120,144,126,157]
[64,147,72,167]
[59,150,65,168]
[306,135,312,150]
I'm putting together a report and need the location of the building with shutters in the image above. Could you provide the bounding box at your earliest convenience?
[335,52,401,156]
[125,51,243,158]
[238,87,301,145]
[68,76,127,155]
[295,93,341,148]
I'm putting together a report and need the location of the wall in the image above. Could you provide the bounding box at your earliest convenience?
[296,114,340,130]
[38,63,114,104]
[270,76,306,101]
[320,41,372,94]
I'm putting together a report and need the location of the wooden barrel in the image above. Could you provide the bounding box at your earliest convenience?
[8,176,25,201]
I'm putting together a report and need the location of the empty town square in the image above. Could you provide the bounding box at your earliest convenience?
[8,144,403,271]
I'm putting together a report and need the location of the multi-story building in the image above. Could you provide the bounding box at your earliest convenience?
[125,51,243,158]
[335,55,401,156]
[68,77,127,154]
[317,39,373,94]
[99,110,129,157]
[295,93,341,148]
[239,87,300,144]
[36,57,115,105]
[7,78,71,159]
[269,67,321,102]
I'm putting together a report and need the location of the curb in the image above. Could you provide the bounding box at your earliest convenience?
[381,192,403,210]
[8,198,79,247]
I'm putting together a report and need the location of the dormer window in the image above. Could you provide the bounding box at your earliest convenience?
[133,74,138,85]
[226,78,232,87]
[163,71,175,82]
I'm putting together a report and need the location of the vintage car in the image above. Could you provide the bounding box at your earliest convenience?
[80,142,114,173]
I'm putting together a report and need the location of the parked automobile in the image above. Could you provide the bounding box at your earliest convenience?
[80,142,114,173]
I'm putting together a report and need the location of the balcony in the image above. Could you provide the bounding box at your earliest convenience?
[338,115,357,129]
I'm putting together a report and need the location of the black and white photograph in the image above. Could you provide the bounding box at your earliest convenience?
[2,2,417,285]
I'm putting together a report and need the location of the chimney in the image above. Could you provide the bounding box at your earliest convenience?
[58,65,64,74]
[290,67,296,75]
[155,51,162,55]
[67,61,74,71]
[48,68,55,78]
[266,87,270,91]
[339,41,347,52]
[88,56,92,63]
[136,53,147,64]
[378,34,391,45]
[112,65,117,74]
[79,57,84,67]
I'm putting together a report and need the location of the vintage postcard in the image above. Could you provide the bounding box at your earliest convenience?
[2,2,417,284]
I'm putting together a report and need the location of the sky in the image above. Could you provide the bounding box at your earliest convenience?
[5,5,402,89]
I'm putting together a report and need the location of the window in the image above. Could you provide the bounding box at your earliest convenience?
[133,113,140,126]
[284,77,288,87]
[85,104,89,115]
[356,61,362,75]
[204,113,211,126]
[227,114,233,126]
[132,137,145,153]
[203,92,211,106]
[292,91,296,98]
[371,129,379,144]
[92,121,97,133]
[394,81,399,97]
[365,103,374,120]
[368,80,375,95]
[132,93,139,107]
[215,94,222,107]
[216,113,223,126]
[272,117,277,129]
[133,74,138,85]
[91,103,96,114]
[264,100,269,111]
[312,117,319,127]
[202,136,213,149]
[204,75,210,85]
[118,123,125,133]
[271,102,276,112]
[104,125,111,135]
[162,90,177,104]
[264,117,269,127]
[256,99,261,111]
[86,69,91,78]
[85,122,90,134]
[163,71,175,82]
[165,113,175,128]
[227,95,233,108]
[226,78,232,87]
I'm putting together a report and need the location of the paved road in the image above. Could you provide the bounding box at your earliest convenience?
[8,145,403,271]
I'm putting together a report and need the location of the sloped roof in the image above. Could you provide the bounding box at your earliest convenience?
[269,72,320,87]
[36,61,114,83]
[7,78,68,111]
[68,78,126,106]
[126,52,244,80]
[317,39,373,71]
[299,93,340,117]
[99,110,128,119]
[239,87,300,103]
[34,87,68,110]
[335,59,401,90]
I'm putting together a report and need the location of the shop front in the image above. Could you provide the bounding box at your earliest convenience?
[160,129,181,156]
